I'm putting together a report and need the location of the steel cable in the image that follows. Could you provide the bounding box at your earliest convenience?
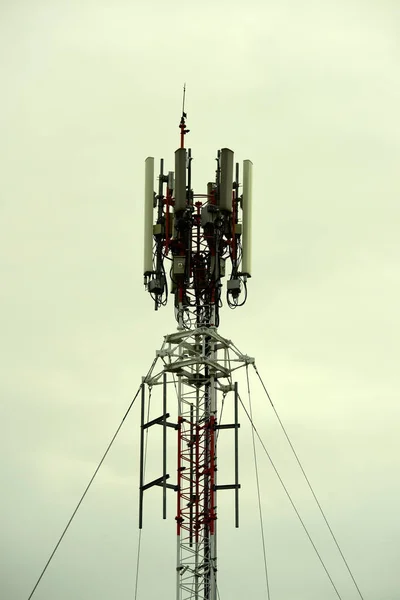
[246,366,271,600]
[27,357,158,600]
[134,384,152,600]
[253,364,365,600]
[238,390,343,600]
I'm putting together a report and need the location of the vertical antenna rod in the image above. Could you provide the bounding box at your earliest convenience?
[179,84,189,149]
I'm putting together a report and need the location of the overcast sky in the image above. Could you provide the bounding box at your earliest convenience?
[1,1,399,598]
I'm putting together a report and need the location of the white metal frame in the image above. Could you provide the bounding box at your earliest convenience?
[142,327,254,600]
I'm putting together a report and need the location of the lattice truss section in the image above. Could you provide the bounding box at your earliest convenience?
[140,327,254,600]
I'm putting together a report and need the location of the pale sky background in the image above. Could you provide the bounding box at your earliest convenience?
[1,0,399,598]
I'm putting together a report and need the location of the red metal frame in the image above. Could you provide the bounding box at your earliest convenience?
[176,414,217,547]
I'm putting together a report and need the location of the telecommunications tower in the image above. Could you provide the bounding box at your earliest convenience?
[140,92,253,600]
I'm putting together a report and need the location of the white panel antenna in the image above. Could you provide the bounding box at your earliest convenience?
[144,157,154,274]
[174,148,187,212]
[241,159,253,277]
[219,148,234,212]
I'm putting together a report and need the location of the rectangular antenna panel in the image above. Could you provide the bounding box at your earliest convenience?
[219,148,234,212]
[241,160,253,276]
[174,148,187,212]
[144,157,154,274]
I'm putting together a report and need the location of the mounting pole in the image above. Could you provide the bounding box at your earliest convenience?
[179,84,189,149]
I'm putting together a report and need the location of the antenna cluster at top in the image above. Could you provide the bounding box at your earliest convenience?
[143,90,253,329]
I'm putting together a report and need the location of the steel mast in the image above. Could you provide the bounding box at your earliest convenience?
[140,98,253,600]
